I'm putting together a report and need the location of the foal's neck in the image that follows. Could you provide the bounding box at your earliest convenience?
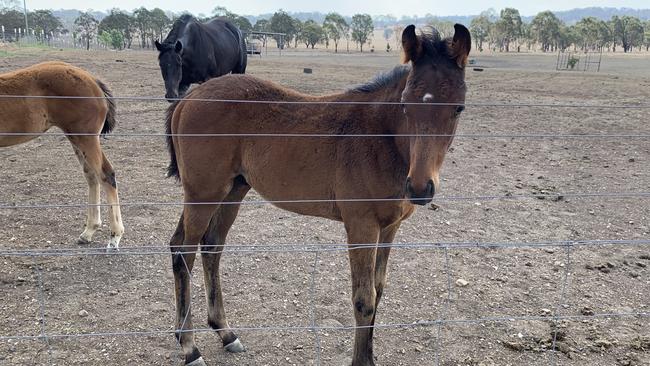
[334,65,410,133]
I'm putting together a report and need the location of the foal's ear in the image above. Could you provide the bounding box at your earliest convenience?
[401,25,422,64]
[175,40,183,53]
[154,40,162,52]
[449,24,471,68]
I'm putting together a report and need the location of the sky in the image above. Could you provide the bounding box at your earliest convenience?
[23,0,649,17]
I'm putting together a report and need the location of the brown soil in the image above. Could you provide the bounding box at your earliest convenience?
[0,48,649,366]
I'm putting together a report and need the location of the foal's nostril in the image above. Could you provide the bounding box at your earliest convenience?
[405,177,413,192]
[427,179,435,197]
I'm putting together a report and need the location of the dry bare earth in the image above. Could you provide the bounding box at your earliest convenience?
[0,47,649,366]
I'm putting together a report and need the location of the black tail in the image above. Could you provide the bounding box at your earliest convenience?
[166,100,181,180]
[96,79,116,135]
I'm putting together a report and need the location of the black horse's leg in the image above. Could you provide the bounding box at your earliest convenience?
[201,179,250,353]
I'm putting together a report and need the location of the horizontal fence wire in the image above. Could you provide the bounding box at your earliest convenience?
[1,94,650,109]
[2,132,650,139]
[2,92,649,365]
[1,311,647,342]
[1,239,649,257]
[2,191,650,210]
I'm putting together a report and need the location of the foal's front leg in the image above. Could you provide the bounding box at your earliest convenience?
[345,220,381,366]
[72,145,102,245]
[366,223,400,352]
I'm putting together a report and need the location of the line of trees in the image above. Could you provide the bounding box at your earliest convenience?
[469,8,650,52]
[0,5,173,49]
[2,3,649,53]
[243,9,374,52]
[0,5,377,52]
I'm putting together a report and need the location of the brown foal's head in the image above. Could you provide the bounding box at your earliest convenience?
[399,24,471,205]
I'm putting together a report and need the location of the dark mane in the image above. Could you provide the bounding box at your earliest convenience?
[419,26,453,59]
[350,65,410,94]
[163,14,195,44]
[350,27,452,94]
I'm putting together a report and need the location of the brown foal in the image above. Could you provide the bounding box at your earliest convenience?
[166,24,470,365]
[0,61,124,249]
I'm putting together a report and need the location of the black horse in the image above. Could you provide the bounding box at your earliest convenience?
[155,15,247,101]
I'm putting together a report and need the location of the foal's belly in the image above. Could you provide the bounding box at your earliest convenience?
[0,100,50,147]
[240,138,342,221]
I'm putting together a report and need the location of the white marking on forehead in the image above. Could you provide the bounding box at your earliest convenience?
[422,93,434,102]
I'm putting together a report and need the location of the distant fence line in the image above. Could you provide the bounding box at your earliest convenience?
[0,30,286,55]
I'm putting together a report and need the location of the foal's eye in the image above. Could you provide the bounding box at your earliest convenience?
[455,105,465,116]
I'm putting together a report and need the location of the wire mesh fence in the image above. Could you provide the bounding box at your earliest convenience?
[1,94,649,365]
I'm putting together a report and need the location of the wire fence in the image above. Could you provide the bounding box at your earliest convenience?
[1,93,649,365]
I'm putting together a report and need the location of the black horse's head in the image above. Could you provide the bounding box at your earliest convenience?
[155,40,183,102]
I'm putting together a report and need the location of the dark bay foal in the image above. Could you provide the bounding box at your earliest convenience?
[166,24,471,365]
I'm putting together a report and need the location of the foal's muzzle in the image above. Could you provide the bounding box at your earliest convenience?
[405,178,435,205]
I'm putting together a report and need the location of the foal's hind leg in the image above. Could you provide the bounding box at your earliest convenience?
[201,179,250,353]
[99,151,124,250]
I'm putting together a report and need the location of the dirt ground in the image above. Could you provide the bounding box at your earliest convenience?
[0,46,649,366]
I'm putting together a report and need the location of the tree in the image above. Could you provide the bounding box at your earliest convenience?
[99,9,134,49]
[269,10,296,48]
[0,8,25,36]
[383,27,393,43]
[292,18,302,48]
[253,18,269,47]
[520,22,534,50]
[301,19,323,48]
[610,15,644,52]
[99,29,123,49]
[0,0,19,10]
[322,12,348,53]
[644,21,650,51]
[351,13,373,52]
[231,16,252,33]
[29,10,62,41]
[149,8,170,45]
[576,17,604,50]
[531,11,563,52]
[74,11,98,50]
[470,14,492,51]
[495,8,522,52]
[133,7,151,48]
[428,18,455,38]
[212,6,252,33]
[558,24,579,51]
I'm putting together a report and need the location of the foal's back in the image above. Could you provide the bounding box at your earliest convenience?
[0,62,108,146]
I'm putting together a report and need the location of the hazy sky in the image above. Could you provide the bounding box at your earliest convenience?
[25,0,649,16]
